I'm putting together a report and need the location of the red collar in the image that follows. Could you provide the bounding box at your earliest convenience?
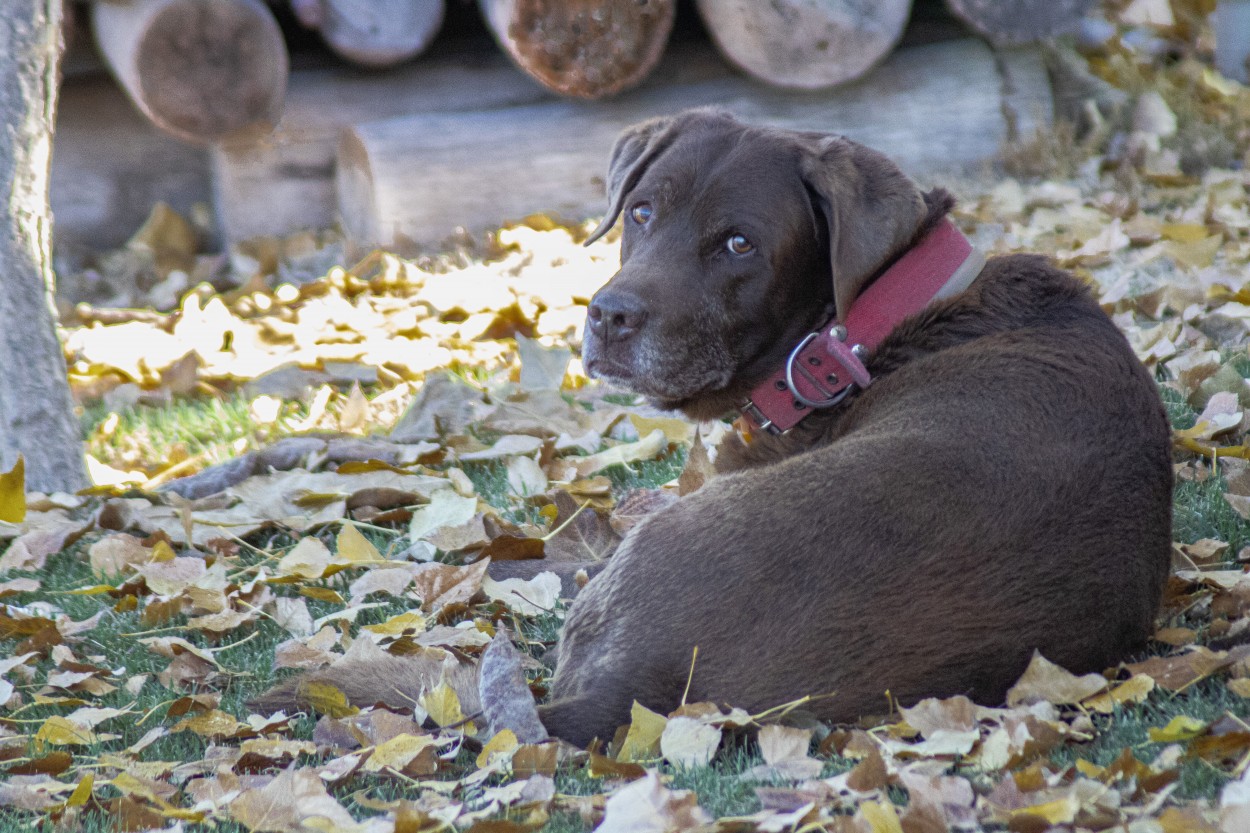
[740,218,985,435]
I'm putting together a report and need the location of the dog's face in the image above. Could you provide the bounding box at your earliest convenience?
[581,110,928,420]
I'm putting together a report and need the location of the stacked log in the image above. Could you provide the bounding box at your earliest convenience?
[334,38,1053,250]
[91,0,288,144]
[291,0,446,68]
[944,0,1096,45]
[693,0,913,89]
[477,0,676,99]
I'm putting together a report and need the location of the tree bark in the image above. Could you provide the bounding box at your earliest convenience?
[0,0,89,492]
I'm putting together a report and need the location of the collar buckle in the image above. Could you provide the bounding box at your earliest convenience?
[784,331,856,410]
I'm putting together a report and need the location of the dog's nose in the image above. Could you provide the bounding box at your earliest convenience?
[587,291,648,341]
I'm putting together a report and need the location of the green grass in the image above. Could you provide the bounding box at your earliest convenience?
[1051,680,1250,798]
[10,369,1250,829]
[81,392,297,477]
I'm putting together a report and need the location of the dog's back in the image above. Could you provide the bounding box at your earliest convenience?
[542,254,1171,746]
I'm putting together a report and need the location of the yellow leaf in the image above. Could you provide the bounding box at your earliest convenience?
[617,701,667,763]
[419,681,472,733]
[300,586,346,604]
[172,709,242,738]
[629,414,695,445]
[0,456,24,524]
[1167,234,1223,271]
[1082,674,1154,714]
[1148,715,1208,742]
[276,537,332,580]
[1161,223,1210,243]
[150,540,175,562]
[336,522,383,564]
[300,681,359,718]
[65,773,94,808]
[364,611,427,636]
[1074,759,1104,778]
[364,733,439,775]
[1008,795,1079,825]
[860,800,904,833]
[477,728,519,768]
[1228,678,1250,697]
[35,716,97,749]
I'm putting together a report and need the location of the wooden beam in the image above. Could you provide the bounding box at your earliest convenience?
[211,46,550,243]
[944,0,1094,45]
[334,38,1053,250]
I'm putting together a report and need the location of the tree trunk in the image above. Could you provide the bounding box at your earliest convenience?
[0,0,89,493]
[91,0,288,145]
[694,0,912,89]
[944,0,1094,45]
[477,0,675,99]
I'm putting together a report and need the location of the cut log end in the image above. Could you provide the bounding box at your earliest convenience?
[694,0,913,90]
[480,0,676,99]
[313,0,446,68]
[93,0,288,145]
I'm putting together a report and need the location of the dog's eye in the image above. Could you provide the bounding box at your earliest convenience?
[630,203,653,224]
[727,234,754,255]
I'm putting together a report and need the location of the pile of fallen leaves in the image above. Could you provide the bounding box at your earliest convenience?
[14,2,1250,830]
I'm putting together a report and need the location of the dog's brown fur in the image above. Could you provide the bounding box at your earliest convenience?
[259,110,1173,748]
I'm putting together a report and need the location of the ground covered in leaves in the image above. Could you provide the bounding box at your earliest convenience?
[12,2,1250,830]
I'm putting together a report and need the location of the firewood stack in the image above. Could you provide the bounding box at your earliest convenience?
[63,0,1092,250]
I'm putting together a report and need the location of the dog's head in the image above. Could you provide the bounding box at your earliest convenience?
[581,109,931,420]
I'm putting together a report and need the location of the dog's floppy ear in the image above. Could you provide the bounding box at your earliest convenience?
[585,109,741,246]
[584,115,678,245]
[799,136,928,321]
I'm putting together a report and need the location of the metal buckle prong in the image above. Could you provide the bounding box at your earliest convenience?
[785,331,854,410]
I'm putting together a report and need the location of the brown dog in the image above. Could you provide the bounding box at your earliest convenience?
[536,109,1172,746]
[257,110,1172,747]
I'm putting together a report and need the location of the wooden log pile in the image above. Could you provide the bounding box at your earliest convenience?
[58,0,1091,249]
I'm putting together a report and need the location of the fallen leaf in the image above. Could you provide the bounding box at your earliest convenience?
[617,701,668,763]
[659,716,721,769]
[0,457,24,523]
[1006,651,1109,706]
[595,771,709,833]
[478,630,549,744]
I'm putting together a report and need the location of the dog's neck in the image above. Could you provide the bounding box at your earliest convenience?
[739,218,985,436]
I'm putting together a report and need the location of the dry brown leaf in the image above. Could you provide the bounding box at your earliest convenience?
[229,767,357,832]
[1005,651,1109,706]
[595,771,709,833]
[478,629,549,744]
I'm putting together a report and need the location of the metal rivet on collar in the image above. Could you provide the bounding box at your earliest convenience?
[851,344,868,360]
[830,324,848,341]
